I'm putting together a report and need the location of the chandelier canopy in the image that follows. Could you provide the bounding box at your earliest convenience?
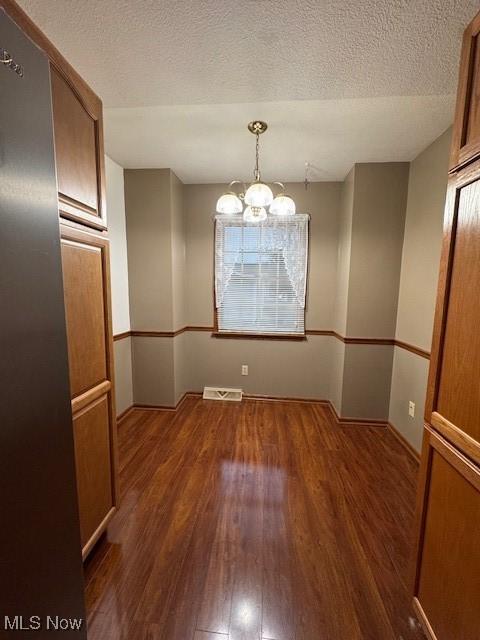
[216,120,296,221]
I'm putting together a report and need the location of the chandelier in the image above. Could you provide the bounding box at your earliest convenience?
[216,120,296,222]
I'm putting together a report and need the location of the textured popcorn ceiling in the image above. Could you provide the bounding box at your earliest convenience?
[17,0,477,181]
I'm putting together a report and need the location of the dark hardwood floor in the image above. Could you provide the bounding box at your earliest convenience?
[84,396,425,640]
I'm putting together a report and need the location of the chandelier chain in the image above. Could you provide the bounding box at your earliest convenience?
[254,132,260,181]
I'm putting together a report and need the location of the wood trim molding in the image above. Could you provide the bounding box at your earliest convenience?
[211,331,307,341]
[307,330,394,345]
[328,401,388,427]
[387,422,421,464]
[113,331,131,342]
[429,422,480,491]
[413,597,439,640]
[121,392,391,430]
[132,392,202,413]
[113,327,431,358]
[81,506,116,561]
[339,335,394,346]
[116,405,135,424]
[71,380,111,416]
[430,411,480,468]
[243,394,330,405]
[394,340,431,359]
[305,329,337,336]
[132,330,179,338]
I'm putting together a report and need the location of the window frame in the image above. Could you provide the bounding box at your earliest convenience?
[212,216,309,340]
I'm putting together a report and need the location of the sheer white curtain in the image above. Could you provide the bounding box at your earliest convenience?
[215,214,309,334]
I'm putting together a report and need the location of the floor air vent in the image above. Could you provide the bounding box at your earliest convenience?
[203,387,243,402]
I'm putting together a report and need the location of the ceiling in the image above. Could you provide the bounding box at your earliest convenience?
[17,0,478,182]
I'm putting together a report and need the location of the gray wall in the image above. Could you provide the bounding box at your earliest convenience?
[105,156,133,415]
[388,128,451,452]
[181,181,342,403]
[114,336,133,415]
[116,132,450,424]
[124,168,186,407]
[333,168,354,335]
[125,169,174,330]
[332,163,410,419]
[346,163,409,338]
[131,337,175,406]
[184,181,341,329]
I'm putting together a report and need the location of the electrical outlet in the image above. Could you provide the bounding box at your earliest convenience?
[408,401,415,418]
[241,365,248,376]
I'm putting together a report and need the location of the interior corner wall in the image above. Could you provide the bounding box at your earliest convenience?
[334,163,410,420]
[124,168,186,407]
[183,181,342,399]
[346,163,410,339]
[105,155,133,415]
[330,168,354,413]
[124,168,174,406]
[119,141,450,418]
[388,128,452,452]
[125,169,174,331]
[170,171,189,403]
[333,167,354,336]
[171,171,187,331]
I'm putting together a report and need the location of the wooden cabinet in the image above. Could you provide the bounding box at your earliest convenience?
[61,225,117,558]
[73,395,114,550]
[426,162,480,467]
[51,65,106,230]
[450,12,480,171]
[1,0,117,562]
[51,69,103,227]
[413,428,480,640]
[47,31,115,559]
[414,9,480,639]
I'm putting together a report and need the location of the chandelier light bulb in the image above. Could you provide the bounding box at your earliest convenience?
[243,206,267,223]
[216,192,243,214]
[269,194,296,216]
[244,182,274,208]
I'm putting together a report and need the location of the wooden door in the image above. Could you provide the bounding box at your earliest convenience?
[425,161,480,467]
[413,428,480,639]
[61,224,117,557]
[51,66,107,230]
[450,12,480,171]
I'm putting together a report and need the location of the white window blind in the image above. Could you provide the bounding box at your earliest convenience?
[215,214,309,335]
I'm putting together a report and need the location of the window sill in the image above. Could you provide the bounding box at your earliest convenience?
[211,331,307,341]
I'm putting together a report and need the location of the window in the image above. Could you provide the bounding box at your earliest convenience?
[215,214,309,335]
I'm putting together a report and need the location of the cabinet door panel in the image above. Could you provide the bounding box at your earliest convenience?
[61,238,107,397]
[73,394,113,548]
[426,164,480,466]
[51,68,98,211]
[450,12,480,171]
[436,174,480,449]
[61,224,118,558]
[414,429,480,640]
[51,67,106,229]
